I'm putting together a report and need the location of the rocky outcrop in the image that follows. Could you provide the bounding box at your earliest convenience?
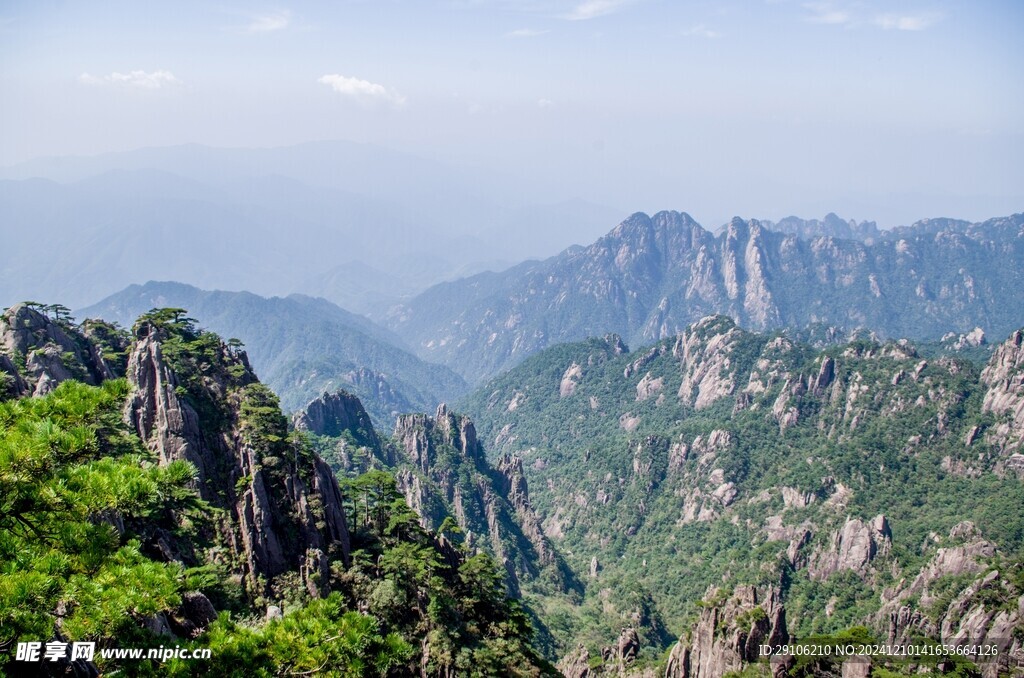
[124,321,350,598]
[0,303,120,397]
[674,317,744,410]
[878,522,1024,674]
[765,213,880,242]
[341,366,417,423]
[392,405,549,591]
[597,627,641,674]
[942,327,987,351]
[809,515,891,580]
[292,389,392,471]
[561,362,583,397]
[0,352,28,397]
[496,454,557,568]
[665,585,787,678]
[294,390,379,444]
[559,644,592,678]
[980,329,1024,452]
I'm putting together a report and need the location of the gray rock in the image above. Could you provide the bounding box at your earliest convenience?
[124,321,350,598]
[665,585,787,678]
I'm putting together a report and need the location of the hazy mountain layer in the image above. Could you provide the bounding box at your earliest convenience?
[390,210,1024,383]
[78,281,467,425]
[0,141,622,312]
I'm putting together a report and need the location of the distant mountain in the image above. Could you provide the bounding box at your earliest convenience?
[388,210,1024,383]
[77,281,467,425]
[0,141,623,313]
[758,212,880,241]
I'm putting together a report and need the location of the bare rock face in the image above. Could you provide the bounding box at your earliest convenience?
[635,372,665,402]
[664,642,690,678]
[811,356,836,396]
[981,329,1024,452]
[496,454,557,568]
[614,627,640,671]
[0,303,120,397]
[559,644,592,678]
[561,362,583,397]
[664,585,787,678]
[292,390,392,471]
[840,658,871,678]
[674,317,744,410]
[0,352,28,397]
[293,390,379,444]
[879,522,1024,673]
[392,405,554,592]
[809,515,891,580]
[124,321,350,598]
[125,329,210,479]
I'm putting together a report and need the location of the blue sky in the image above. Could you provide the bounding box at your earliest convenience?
[1,0,1022,227]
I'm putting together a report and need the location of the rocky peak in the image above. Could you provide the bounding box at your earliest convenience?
[293,389,381,449]
[809,515,892,580]
[394,404,484,474]
[496,454,529,509]
[608,211,700,244]
[392,406,575,594]
[980,329,1024,452]
[124,319,350,598]
[496,454,557,568]
[766,213,881,242]
[558,643,593,678]
[674,317,746,410]
[880,523,1022,671]
[0,302,120,397]
[665,585,787,678]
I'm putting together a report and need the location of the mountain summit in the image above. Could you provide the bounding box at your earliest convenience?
[389,211,1024,382]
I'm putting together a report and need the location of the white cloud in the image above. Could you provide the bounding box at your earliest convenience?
[79,70,182,89]
[564,0,632,21]
[874,13,938,31]
[318,74,406,107]
[682,23,722,38]
[537,98,554,108]
[802,1,851,25]
[246,10,291,33]
[506,28,549,38]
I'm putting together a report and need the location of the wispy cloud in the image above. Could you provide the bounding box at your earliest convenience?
[564,0,632,21]
[873,12,939,31]
[246,10,291,33]
[318,74,406,107]
[802,1,851,25]
[682,23,722,38]
[79,70,182,89]
[798,0,856,25]
[506,27,549,37]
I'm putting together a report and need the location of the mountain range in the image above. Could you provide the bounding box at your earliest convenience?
[77,281,467,425]
[459,314,1024,674]
[388,210,1024,383]
[4,299,1022,676]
